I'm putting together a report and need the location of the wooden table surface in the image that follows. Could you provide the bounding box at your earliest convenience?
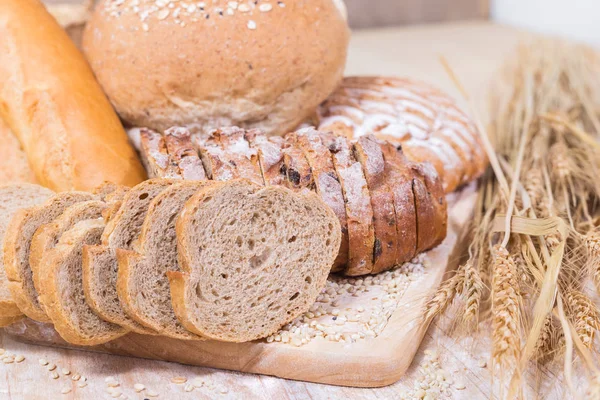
[2,21,573,400]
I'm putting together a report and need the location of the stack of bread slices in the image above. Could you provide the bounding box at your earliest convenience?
[133,126,448,276]
[0,179,341,345]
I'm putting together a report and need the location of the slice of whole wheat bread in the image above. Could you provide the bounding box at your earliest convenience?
[246,132,287,186]
[288,128,348,272]
[0,184,54,318]
[281,138,314,192]
[169,179,341,342]
[215,127,264,185]
[39,219,128,345]
[164,127,207,181]
[82,179,176,334]
[3,191,95,321]
[353,135,398,273]
[30,200,108,311]
[116,181,210,339]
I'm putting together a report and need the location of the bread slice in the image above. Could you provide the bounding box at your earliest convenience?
[410,162,447,253]
[169,179,341,342]
[281,138,314,191]
[39,219,127,345]
[164,127,207,181]
[379,141,418,265]
[82,179,175,334]
[116,181,210,339]
[288,128,348,272]
[0,184,54,318]
[92,182,128,201]
[246,131,287,186]
[139,128,180,179]
[197,132,236,181]
[3,191,95,321]
[215,127,264,185]
[353,135,398,273]
[324,135,374,276]
[30,200,108,310]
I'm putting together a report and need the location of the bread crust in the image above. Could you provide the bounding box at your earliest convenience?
[246,132,287,186]
[317,76,487,193]
[164,127,207,181]
[353,135,398,273]
[0,0,146,191]
[0,314,24,328]
[281,138,315,192]
[3,192,94,322]
[139,128,180,179]
[214,127,264,185]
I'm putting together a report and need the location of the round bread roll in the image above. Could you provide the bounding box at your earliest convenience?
[83,0,350,136]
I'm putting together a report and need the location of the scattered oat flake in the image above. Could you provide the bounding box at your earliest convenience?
[47,364,57,371]
[61,387,71,394]
[219,386,229,394]
[77,381,88,388]
[15,355,25,363]
[171,376,187,384]
[146,388,159,397]
[71,374,80,381]
[134,383,145,392]
[61,368,70,375]
[39,358,49,366]
[247,20,257,30]
[51,371,60,379]
[184,383,194,392]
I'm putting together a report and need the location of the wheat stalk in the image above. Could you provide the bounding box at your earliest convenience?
[566,291,600,349]
[584,232,600,292]
[461,262,484,328]
[491,245,521,367]
[424,268,465,322]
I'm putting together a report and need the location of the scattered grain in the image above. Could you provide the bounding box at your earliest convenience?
[171,376,187,384]
[39,358,49,366]
[61,387,71,394]
[51,371,60,380]
[134,383,146,392]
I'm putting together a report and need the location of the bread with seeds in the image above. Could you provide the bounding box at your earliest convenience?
[3,191,95,322]
[82,179,176,334]
[39,219,128,345]
[169,179,340,342]
[117,181,210,339]
[0,184,54,319]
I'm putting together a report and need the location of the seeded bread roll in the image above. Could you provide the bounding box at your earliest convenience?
[82,179,176,334]
[0,184,54,321]
[317,76,487,193]
[3,191,95,322]
[169,179,341,342]
[39,219,128,345]
[117,181,209,339]
[83,0,350,137]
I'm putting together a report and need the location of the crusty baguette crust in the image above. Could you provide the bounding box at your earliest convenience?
[0,0,146,191]
[353,135,398,273]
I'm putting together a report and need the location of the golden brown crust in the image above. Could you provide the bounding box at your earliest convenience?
[281,136,315,192]
[246,132,287,186]
[379,142,418,266]
[0,314,24,328]
[0,118,37,185]
[83,0,350,136]
[213,127,264,185]
[317,76,487,193]
[0,0,146,191]
[353,136,398,273]
[139,128,180,179]
[411,162,447,253]
[164,127,207,181]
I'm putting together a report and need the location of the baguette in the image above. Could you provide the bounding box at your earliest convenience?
[0,0,146,191]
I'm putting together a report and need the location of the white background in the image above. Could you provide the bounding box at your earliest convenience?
[491,0,600,47]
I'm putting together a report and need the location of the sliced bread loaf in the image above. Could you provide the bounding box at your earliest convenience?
[0,184,54,318]
[82,179,176,334]
[281,138,314,192]
[246,132,287,186]
[139,128,180,179]
[39,219,128,345]
[3,191,95,321]
[215,127,264,185]
[379,141,418,266]
[289,128,348,272]
[197,133,236,181]
[117,181,210,339]
[30,200,108,309]
[324,135,374,276]
[353,135,398,273]
[164,127,207,181]
[169,179,341,342]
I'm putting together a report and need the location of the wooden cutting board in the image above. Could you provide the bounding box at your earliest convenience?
[6,185,476,388]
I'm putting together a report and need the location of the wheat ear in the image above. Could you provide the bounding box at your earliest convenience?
[566,291,600,349]
[584,232,600,293]
[461,262,484,327]
[424,268,465,322]
[491,245,521,367]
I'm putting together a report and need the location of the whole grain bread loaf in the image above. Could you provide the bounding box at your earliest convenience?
[169,180,341,342]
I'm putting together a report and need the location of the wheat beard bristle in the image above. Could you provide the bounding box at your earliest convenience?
[491,244,521,368]
[584,233,600,293]
[566,291,600,349]
[461,262,483,328]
